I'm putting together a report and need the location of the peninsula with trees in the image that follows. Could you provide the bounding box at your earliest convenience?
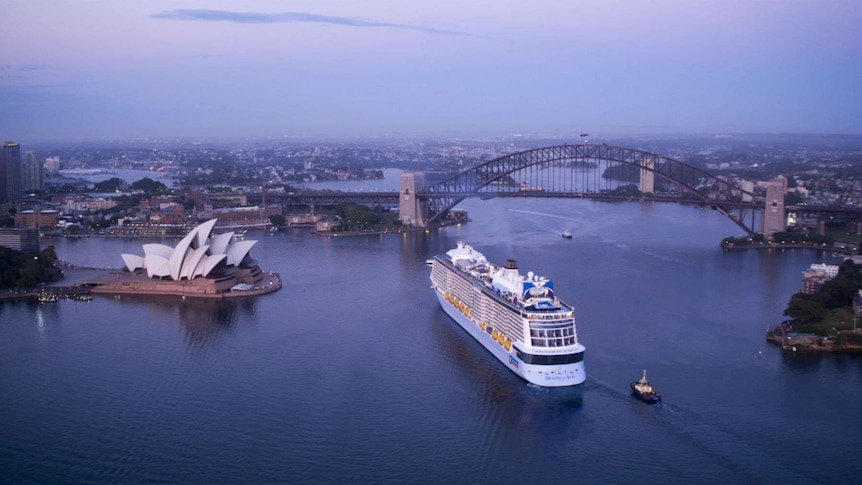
[768,259,862,352]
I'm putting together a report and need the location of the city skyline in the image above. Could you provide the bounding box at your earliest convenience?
[2,0,861,142]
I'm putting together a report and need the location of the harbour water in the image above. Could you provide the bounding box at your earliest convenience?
[2,198,861,483]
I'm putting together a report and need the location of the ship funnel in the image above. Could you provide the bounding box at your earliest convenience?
[504,259,518,270]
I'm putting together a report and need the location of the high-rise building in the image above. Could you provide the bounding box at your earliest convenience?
[21,151,44,193]
[44,156,60,172]
[0,227,40,253]
[0,142,22,203]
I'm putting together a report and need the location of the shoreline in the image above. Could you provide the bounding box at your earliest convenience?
[1,267,282,302]
[313,226,430,238]
[766,324,862,353]
[721,241,858,255]
[313,220,466,238]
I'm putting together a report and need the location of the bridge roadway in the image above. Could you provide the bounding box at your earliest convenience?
[246,141,862,235]
[247,191,862,225]
[248,190,762,209]
[787,204,862,217]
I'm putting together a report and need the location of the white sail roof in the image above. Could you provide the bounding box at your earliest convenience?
[121,254,145,272]
[227,240,257,266]
[120,219,259,281]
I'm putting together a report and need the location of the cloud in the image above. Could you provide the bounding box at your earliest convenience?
[151,9,469,36]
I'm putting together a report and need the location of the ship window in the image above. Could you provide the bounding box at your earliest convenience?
[515,349,584,365]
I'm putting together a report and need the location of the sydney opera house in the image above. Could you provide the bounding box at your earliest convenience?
[90,219,281,299]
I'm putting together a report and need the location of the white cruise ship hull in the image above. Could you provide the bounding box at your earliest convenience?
[435,290,586,387]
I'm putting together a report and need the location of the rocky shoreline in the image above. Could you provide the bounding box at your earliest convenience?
[766,323,862,353]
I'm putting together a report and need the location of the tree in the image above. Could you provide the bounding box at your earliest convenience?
[0,245,60,289]
[131,177,167,193]
[837,260,862,286]
[784,191,804,205]
[55,183,79,193]
[608,184,641,197]
[333,203,382,231]
[819,278,858,309]
[784,298,826,323]
[94,177,125,192]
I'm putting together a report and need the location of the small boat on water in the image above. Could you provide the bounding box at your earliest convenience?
[561,231,573,239]
[631,369,661,403]
[38,293,60,303]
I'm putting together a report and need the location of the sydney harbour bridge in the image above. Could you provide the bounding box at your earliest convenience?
[250,144,818,237]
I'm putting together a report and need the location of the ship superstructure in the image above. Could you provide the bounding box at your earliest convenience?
[429,242,585,386]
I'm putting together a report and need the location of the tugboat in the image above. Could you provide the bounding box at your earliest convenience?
[631,369,661,403]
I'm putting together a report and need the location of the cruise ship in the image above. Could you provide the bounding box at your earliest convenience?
[429,242,585,387]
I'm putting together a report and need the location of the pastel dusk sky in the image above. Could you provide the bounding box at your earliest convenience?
[1,0,861,141]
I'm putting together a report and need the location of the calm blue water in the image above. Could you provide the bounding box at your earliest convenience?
[300,168,402,191]
[59,168,176,186]
[2,198,861,484]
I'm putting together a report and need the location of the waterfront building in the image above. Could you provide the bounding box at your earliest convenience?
[212,206,271,228]
[0,142,22,203]
[90,218,281,299]
[801,269,828,295]
[800,263,839,295]
[0,227,40,253]
[315,218,339,232]
[110,220,196,237]
[286,213,320,226]
[63,198,117,212]
[120,218,257,281]
[810,263,839,279]
[14,207,60,229]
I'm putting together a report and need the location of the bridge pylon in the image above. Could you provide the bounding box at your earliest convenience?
[759,176,787,237]
[399,172,428,227]
[640,159,655,194]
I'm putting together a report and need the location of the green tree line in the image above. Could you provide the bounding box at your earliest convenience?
[0,246,61,289]
[783,260,861,324]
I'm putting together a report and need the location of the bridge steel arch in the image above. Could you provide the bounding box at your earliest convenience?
[421,144,760,234]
